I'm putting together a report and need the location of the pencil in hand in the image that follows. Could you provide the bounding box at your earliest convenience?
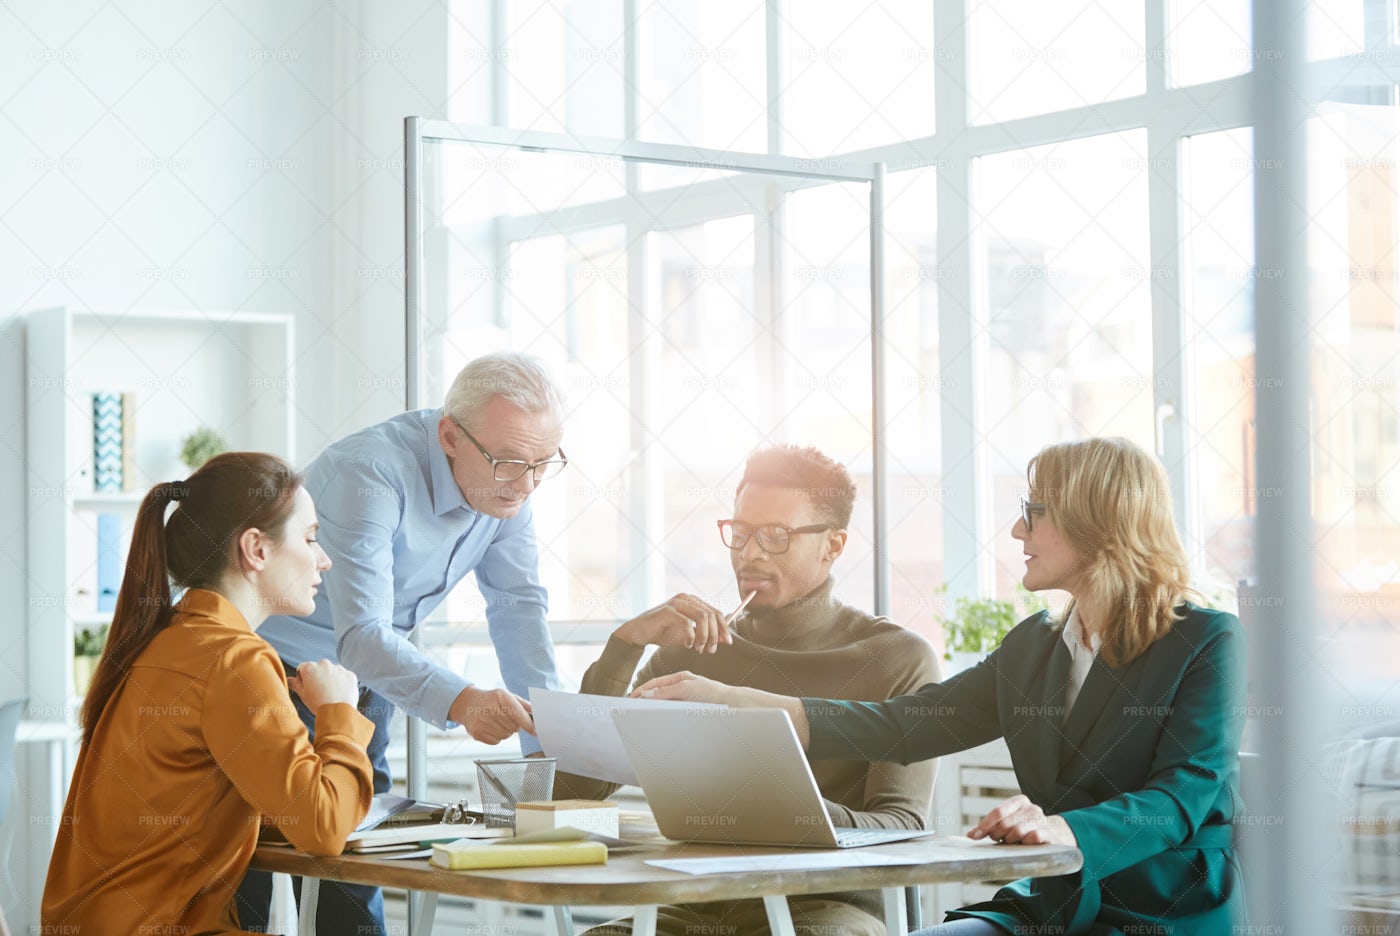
[723,590,757,628]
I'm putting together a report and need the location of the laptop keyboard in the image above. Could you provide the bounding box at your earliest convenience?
[833,828,930,848]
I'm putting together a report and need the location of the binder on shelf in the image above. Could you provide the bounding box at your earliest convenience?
[70,508,99,614]
[95,514,121,613]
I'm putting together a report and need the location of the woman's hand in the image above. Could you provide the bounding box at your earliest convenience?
[631,670,741,704]
[288,658,360,711]
[631,672,813,748]
[969,794,1078,846]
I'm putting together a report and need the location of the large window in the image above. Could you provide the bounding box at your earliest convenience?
[435,6,1400,915]
[881,168,943,635]
[505,0,625,137]
[637,0,766,151]
[980,132,1155,600]
[967,0,1145,124]
[781,2,936,156]
[437,1,1400,622]
[1168,0,1251,86]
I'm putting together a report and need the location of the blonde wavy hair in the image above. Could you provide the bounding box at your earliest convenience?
[1028,437,1194,667]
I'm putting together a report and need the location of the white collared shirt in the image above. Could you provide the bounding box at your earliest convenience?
[1061,607,1101,723]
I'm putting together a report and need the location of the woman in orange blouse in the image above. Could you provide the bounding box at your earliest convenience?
[43,453,375,936]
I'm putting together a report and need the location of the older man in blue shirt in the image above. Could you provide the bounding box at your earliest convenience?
[237,351,565,934]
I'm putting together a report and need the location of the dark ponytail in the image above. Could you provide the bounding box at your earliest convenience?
[80,452,303,746]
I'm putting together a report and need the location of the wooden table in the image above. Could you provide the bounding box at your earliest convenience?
[250,815,1081,936]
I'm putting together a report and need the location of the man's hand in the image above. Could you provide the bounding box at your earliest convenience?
[449,686,535,744]
[613,593,733,654]
[968,794,1078,846]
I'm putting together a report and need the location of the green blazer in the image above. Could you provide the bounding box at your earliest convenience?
[803,603,1247,936]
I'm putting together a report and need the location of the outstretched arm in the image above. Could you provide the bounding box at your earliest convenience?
[633,671,813,744]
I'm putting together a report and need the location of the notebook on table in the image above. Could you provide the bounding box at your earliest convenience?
[611,707,934,849]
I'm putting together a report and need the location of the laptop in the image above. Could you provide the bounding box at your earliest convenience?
[612,707,934,849]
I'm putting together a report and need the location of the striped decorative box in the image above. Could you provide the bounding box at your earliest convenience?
[92,392,136,492]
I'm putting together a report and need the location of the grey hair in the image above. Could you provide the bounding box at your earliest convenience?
[444,351,565,429]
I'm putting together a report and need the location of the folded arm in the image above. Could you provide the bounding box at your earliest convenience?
[206,645,374,856]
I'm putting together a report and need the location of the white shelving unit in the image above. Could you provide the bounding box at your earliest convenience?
[25,306,296,717]
[21,306,297,926]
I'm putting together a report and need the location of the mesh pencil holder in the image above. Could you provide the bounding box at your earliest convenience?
[475,756,557,828]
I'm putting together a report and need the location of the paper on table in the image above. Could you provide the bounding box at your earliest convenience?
[645,850,931,875]
[529,688,725,786]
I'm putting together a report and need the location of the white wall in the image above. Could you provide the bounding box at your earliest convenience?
[0,1,451,927]
[325,0,450,432]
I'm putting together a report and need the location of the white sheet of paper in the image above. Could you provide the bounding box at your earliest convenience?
[645,850,931,875]
[529,688,725,786]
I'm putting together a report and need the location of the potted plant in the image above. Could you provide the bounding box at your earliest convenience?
[180,426,226,470]
[74,623,108,695]
[938,587,1048,674]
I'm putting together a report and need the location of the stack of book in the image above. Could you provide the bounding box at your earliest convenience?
[261,793,620,869]
[429,838,608,870]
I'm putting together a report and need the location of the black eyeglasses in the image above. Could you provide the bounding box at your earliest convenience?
[1019,497,1047,532]
[452,419,568,483]
[717,519,832,555]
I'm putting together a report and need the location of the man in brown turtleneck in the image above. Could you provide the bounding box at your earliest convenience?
[557,444,940,936]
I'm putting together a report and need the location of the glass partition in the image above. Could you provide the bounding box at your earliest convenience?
[411,128,890,697]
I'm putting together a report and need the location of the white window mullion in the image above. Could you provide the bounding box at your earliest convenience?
[1146,0,1167,94]
[765,0,789,437]
[934,0,990,603]
[1145,0,1201,565]
[767,0,785,155]
[629,226,665,608]
[1148,130,1199,570]
[491,0,508,126]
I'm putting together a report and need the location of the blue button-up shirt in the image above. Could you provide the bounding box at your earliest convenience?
[257,408,559,749]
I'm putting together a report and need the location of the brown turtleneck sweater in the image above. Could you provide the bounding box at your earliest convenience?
[555,577,940,920]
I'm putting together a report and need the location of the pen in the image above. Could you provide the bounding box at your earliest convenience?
[723,590,757,627]
[478,765,517,807]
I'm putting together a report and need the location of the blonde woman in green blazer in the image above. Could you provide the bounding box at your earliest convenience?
[637,437,1248,935]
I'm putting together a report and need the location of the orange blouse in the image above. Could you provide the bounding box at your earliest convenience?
[43,588,374,935]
